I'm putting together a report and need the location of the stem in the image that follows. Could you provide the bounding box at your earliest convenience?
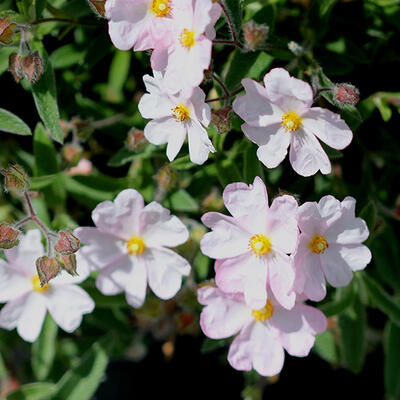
[211,72,230,106]
[205,87,244,104]
[14,216,33,229]
[220,1,243,48]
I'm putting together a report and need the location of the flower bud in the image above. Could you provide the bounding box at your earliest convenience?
[333,83,360,107]
[211,106,232,134]
[125,128,147,151]
[1,163,30,193]
[60,253,78,276]
[87,0,106,17]
[36,256,61,286]
[154,164,178,193]
[54,230,80,255]
[243,20,269,51]
[21,51,44,84]
[62,143,83,166]
[9,53,24,83]
[0,16,17,45]
[0,223,20,249]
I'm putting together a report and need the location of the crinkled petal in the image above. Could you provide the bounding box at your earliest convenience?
[187,119,215,165]
[190,87,211,126]
[338,244,372,271]
[47,285,94,332]
[321,246,353,287]
[143,247,190,300]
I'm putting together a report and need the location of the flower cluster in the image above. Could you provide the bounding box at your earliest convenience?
[198,177,371,376]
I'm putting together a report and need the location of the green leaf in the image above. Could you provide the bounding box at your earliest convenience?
[215,159,242,187]
[35,0,47,18]
[169,189,199,213]
[53,335,114,400]
[318,282,356,317]
[338,296,366,373]
[33,123,59,176]
[359,200,377,245]
[384,321,400,398]
[0,108,32,136]
[0,351,7,379]
[5,383,56,400]
[31,314,58,381]
[362,274,400,326]
[30,175,58,190]
[105,50,132,103]
[31,46,63,143]
[314,330,340,364]
[223,0,243,40]
[169,155,197,170]
[243,143,264,183]
[108,145,156,167]
[200,337,229,354]
[50,44,86,70]
[304,0,339,40]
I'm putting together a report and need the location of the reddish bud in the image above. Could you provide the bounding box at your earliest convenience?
[1,163,30,193]
[333,83,360,107]
[55,230,80,255]
[9,53,24,83]
[211,106,232,134]
[0,223,20,249]
[0,16,17,45]
[62,144,83,165]
[36,256,61,286]
[88,0,106,17]
[60,253,78,276]
[243,20,269,51]
[125,128,147,151]
[154,164,178,192]
[9,51,44,84]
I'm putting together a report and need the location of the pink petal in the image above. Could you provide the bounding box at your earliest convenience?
[256,128,291,169]
[338,244,372,271]
[0,294,28,330]
[190,87,211,126]
[320,246,353,287]
[0,260,31,302]
[187,120,215,165]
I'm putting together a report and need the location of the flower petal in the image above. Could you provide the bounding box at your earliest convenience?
[187,120,215,165]
[321,246,353,287]
[338,244,372,271]
[0,260,31,302]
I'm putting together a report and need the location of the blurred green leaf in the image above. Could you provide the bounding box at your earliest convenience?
[338,296,366,373]
[200,337,229,354]
[169,189,199,213]
[5,383,56,400]
[243,143,264,184]
[0,108,32,136]
[53,334,114,400]
[33,123,59,176]
[30,175,58,190]
[31,47,63,143]
[224,0,243,39]
[359,200,377,246]
[50,44,86,70]
[31,314,58,381]
[105,50,132,103]
[384,321,400,399]
[318,282,356,317]
[314,330,340,364]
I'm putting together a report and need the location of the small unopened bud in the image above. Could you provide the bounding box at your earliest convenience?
[1,163,30,193]
[66,158,93,176]
[0,16,17,45]
[88,0,106,17]
[288,41,304,56]
[21,51,44,84]
[125,128,147,151]
[60,253,78,276]
[154,164,178,192]
[243,20,269,51]
[9,53,24,83]
[211,106,232,134]
[0,223,20,249]
[54,230,80,255]
[333,83,360,107]
[36,256,61,286]
[62,143,83,166]
[71,117,94,140]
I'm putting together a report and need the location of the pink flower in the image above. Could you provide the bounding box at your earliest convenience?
[75,188,190,308]
[0,230,94,342]
[294,195,372,301]
[232,68,353,177]
[200,177,299,310]
[138,71,215,164]
[198,285,327,376]
[155,0,213,94]
[105,0,174,52]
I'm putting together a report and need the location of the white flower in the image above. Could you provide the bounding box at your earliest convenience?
[0,230,94,343]
[138,71,215,164]
[75,188,191,308]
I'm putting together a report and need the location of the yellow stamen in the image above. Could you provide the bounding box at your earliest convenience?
[249,234,272,257]
[281,110,302,132]
[32,275,50,293]
[308,234,329,254]
[172,102,190,121]
[252,300,274,322]
[179,29,196,49]
[150,0,171,17]
[127,236,146,256]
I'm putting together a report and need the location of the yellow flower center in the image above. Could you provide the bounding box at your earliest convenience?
[252,300,274,322]
[173,102,191,121]
[281,110,302,132]
[179,29,196,49]
[31,275,50,293]
[249,234,272,257]
[150,0,171,17]
[127,236,146,256]
[308,234,329,254]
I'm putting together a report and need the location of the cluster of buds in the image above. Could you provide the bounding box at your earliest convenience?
[0,16,17,45]
[211,106,232,134]
[9,51,44,84]
[243,20,269,51]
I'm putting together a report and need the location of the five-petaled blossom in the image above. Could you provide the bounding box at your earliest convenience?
[200,176,299,310]
[198,285,327,376]
[0,230,94,343]
[232,68,353,177]
[75,188,191,308]
[138,71,215,164]
[293,195,372,301]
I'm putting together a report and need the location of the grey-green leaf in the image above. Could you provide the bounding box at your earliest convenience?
[384,321,400,398]
[5,383,56,400]
[0,108,32,136]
